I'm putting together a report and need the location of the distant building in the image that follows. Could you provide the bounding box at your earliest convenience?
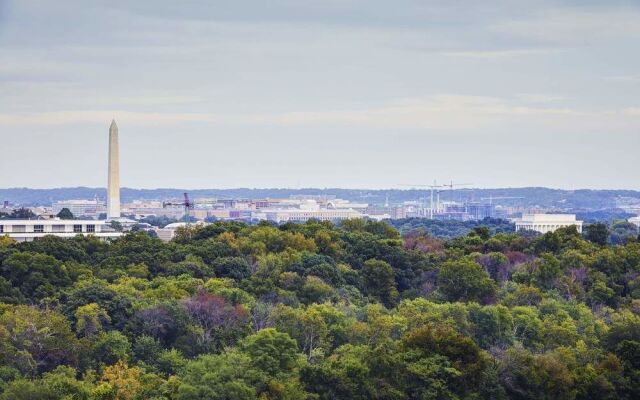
[466,203,495,220]
[52,200,104,218]
[252,200,362,223]
[515,214,583,234]
[327,200,368,211]
[0,219,122,242]
[628,216,640,229]
[154,221,208,242]
[0,201,13,215]
[207,209,231,219]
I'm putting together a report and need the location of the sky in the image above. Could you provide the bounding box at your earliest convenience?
[0,0,639,190]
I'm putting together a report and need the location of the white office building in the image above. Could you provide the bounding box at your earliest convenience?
[0,220,122,242]
[514,214,583,234]
[252,200,363,223]
[52,200,104,218]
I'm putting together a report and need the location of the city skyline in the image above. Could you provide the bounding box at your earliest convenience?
[1,1,639,190]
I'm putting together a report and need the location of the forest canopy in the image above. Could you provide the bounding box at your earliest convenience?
[0,219,639,399]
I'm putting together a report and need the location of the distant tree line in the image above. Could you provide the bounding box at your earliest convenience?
[386,217,515,238]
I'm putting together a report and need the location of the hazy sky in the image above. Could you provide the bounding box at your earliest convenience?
[0,0,639,190]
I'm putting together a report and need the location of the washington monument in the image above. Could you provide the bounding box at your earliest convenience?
[107,119,120,219]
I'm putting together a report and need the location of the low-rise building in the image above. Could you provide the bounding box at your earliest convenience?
[514,214,583,234]
[0,219,122,242]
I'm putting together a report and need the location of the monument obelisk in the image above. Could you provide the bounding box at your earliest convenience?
[107,119,121,219]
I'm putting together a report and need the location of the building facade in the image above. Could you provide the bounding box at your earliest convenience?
[0,220,121,242]
[250,199,363,223]
[52,200,104,218]
[514,214,583,234]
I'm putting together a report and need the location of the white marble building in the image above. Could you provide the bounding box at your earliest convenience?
[515,214,583,234]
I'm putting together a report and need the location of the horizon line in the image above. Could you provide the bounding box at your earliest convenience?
[1,186,640,192]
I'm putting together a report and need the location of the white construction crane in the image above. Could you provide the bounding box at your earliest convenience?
[401,181,473,219]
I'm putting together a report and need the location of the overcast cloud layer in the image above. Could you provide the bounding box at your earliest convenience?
[0,0,638,189]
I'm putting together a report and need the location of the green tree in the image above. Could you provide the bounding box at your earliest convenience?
[299,275,335,305]
[75,302,111,338]
[532,254,562,290]
[176,352,261,400]
[241,328,302,377]
[438,259,497,302]
[110,220,124,232]
[300,344,374,400]
[0,366,92,400]
[92,331,131,368]
[499,348,576,400]
[586,223,609,246]
[361,259,398,307]
[0,251,72,299]
[4,208,36,219]
[56,207,75,219]
[0,305,81,375]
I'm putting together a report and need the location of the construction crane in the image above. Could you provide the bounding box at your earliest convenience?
[440,181,473,212]
[401,181,473,219]
[163,192,194,224]
[400,182,446,218]
[480,196,525,205]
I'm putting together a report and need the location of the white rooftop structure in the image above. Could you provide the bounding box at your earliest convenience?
[326,200,369,210]
[0,219,122,242]
[628,216,640,229]
[515,214,583,234]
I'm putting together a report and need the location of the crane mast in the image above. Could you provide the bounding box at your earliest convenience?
[163,192,194,225]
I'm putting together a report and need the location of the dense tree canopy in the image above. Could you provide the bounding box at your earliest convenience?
[0,219,639,399]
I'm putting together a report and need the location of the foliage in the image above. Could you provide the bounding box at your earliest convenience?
[0,219,638,399]
[56,207,75,220]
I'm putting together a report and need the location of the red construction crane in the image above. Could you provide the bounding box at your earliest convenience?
[163,192,194,224]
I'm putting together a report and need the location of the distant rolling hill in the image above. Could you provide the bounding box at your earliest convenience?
[1,187,640,211]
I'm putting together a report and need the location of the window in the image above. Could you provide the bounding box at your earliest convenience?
[52,225,65,233]
[86,224,95,233]
[0,225,3,233]
[73,224,82,233]
[13,225,26,233]
[33,225,44,233]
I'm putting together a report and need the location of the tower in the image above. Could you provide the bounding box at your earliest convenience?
[107,119,120,219]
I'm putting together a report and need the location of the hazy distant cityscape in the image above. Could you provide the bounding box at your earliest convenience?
[1,120,639,242]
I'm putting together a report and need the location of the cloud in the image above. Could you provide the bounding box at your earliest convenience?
[441,48,561,58]
[604,75,640,83]
[622,107,640,116]
[516,93,567,103]
[1,95,637,133]
[0,110,211,126]
[490,7,640,45]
